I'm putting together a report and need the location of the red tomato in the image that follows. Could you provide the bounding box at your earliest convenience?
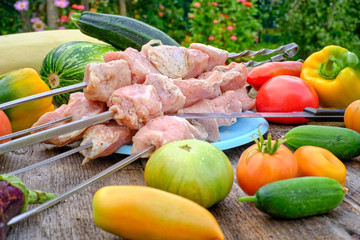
[247,61,303,91]
[236,140,298,196]
[0,110,12,144]
[256,75,319,124]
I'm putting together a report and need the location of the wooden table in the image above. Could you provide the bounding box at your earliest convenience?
[1,122,360,240]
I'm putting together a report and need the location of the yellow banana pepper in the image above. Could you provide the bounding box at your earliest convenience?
[300,45,360,108]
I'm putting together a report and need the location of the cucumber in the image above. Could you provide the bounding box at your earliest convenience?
[40,41,117,106]
[70,12,180,50]
[285,125,360,159]
[238,177,347,219]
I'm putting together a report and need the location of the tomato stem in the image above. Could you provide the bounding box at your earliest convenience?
[250,128,287,156]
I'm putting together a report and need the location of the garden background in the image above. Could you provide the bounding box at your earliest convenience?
[1,0,359,59]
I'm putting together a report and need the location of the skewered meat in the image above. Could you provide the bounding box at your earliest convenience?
[232,88,256,111]
[173,74,222,107]
[189,43,229,71]
[32,92,107,147]
[104,48,160,84]
[178,100,220,142]
[80,121,135,164]
[143,73,186,114]
[131,115,208,157]
[83,60,132,102]
[178,90,243,142]
[141,41,212,79]
[211,62,248,91]
[145,44,189,78]
[107,84,163,130]
[185,49,209,78]
[207,90,243,126]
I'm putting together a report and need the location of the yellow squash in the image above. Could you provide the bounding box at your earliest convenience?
[0,29,108,75]
[93,185,224,240]
[0,68,54,132]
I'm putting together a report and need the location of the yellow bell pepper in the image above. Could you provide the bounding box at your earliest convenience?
[0,68,55,132]
[300,45,360,108]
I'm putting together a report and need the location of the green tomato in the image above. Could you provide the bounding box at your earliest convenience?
[144,139,234,208]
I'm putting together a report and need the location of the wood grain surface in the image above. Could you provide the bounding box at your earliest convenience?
[1,122,359,240]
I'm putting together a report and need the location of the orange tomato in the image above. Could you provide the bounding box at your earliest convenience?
[294,146,347,186]
[344,100,360,133]
[0,110,12,144]
[236,140,298,196]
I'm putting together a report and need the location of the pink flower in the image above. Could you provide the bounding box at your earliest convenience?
[54,0,69,8]
[58,15,69,24]
[227,26,233,30]
[58,26,66,30]
[193,2,201,8]
[189,14,195,19]
[14,0,29,11]
[32,20,45,31]
[212,2,218,6]
[76,4,85,10]
[238,0,246,2]
[243,2,253,7]
[230,35,237,41]
[158,12,164,17]
[30,17,40,23]
[159,5,165,10]
[213,20,218,24]
[208,36,214,41]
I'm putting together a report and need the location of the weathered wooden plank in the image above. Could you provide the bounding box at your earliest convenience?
[1,123,359,240]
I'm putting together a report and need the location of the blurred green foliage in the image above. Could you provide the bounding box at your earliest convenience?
[261,0,360,59]
[0,0,359,59]
[187,0,262,53]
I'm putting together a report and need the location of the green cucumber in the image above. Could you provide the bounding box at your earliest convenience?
[238,177,347,219]
[284,125,360,159]
[70,12,180,50]
[40,41,117,106]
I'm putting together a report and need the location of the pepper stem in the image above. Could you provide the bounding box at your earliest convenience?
[319,55,342,79]
[28,190,57,204]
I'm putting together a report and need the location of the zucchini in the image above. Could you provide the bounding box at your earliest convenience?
[285,125,360,159]
[237,177,347,219]
[70,12,180,50]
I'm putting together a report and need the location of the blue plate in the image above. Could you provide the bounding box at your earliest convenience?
[115,113,269,155]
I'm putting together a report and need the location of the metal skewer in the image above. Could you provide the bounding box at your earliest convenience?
[0,111,114,155]
[7,145,154,226]
[7,142,93,176]
[0,43,298,112]
[0,82,87,111]
[0,115,73,142]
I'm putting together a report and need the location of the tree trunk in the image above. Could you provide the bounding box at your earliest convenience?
[46,0,58,29]
[119,0,126,16]
[81,0,90,11]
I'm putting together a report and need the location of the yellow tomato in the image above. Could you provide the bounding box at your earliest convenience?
[294,146,346,186]
[344,100,360,133]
